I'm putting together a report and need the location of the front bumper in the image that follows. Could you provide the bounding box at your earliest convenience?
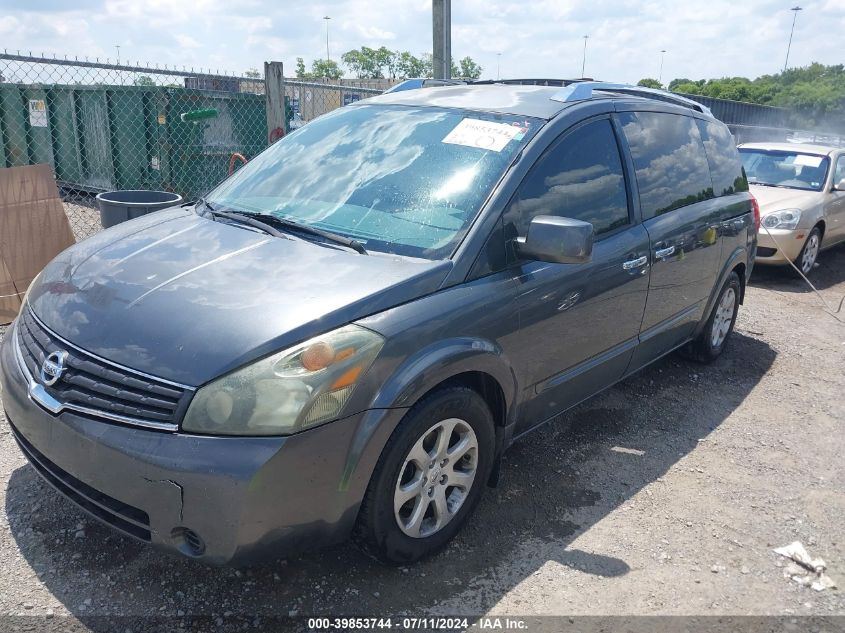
[755,227,809,265]
[0,321,404,565]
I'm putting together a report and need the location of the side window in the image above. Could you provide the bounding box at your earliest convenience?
[835,156,845,184]
[696,120,749,196]
[618,111,714,219]
[503,118,630,244]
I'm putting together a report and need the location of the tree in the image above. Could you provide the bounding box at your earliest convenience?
[374,47,396,78]
[450,57,460,78]
[458,56,483,79]
[668,77,699,91]
[637,78,663,89]
[133,75,155,87]
[244,68,261,79]
[342,46,386,78]
[295,57,309,79]
[420,53,434,78]
[667,63,845,132]
[396,51,428,78]
[311,58,343,80]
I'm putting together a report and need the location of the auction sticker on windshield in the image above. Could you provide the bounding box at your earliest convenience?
[793,154,824,168]
[442,118,520,152]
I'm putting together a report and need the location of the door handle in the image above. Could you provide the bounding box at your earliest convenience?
[655,245,675,259]
[622,255,648,270]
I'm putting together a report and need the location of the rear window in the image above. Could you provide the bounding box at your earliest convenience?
[696,120,749,196]
[618,112,714,219]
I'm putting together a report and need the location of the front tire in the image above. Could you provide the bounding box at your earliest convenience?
[684,271,741,363]
[354,386,495,564]
[795,226,822,276]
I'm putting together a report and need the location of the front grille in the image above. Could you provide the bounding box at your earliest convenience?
[10,422,152,542]
[16,308,192,430]
[757,246,777,257]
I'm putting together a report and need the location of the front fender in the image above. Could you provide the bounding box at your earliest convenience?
[369,337,518,423]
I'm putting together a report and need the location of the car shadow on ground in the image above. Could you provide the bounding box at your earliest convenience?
[5,332,776,628]
[750,242,845,293]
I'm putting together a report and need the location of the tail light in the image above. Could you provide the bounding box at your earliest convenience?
[751,195,760,231]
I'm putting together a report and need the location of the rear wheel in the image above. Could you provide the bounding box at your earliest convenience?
[795,227,822,276]
[354,387,495,564]
[683,271,741,363]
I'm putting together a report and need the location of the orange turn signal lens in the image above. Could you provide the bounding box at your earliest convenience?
[331,365,363,390]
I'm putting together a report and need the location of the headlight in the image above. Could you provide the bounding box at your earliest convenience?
[182,325,384,436]
[761,208,802,230]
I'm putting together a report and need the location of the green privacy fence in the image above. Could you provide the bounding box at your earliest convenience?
[0,53,381,240]
[0,83,267,199]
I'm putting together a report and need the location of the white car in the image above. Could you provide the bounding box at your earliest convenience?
[738,142,845,274]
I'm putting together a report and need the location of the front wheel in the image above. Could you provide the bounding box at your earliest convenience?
[683,271,741,363]
[795,227,822,276]
[354,387,495,564]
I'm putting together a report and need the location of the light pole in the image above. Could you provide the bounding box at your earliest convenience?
[323,16,331,62]
[115,44,121,65]
[659,49,666,84]
[783,6,802,72]
[581,35,589,78]
[497,52,501,80]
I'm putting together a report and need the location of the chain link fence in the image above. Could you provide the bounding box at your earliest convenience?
[0,53,381,242]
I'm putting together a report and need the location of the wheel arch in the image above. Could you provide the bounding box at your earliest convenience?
[694,246,749,338]
[368,337,518,426]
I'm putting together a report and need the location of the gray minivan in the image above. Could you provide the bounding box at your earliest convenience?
[0,81,757,565]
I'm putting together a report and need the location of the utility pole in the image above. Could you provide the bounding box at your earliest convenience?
[323,16,331,62]
[115,44,121,65]
[581,35,589,78]
[659,49,666,84]
[783,6,802,72]
[432,0,451,79]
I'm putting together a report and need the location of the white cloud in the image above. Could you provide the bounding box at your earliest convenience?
[1,0,841,82]
[175,34,201,50]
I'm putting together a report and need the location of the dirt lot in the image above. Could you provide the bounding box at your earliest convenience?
[0,244,843,629]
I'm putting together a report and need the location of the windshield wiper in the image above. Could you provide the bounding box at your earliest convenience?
[196,199,367,254]
[197,200,289,240]
[252,213,368,255]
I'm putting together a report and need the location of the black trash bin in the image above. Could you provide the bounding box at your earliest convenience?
[96,190,183,229]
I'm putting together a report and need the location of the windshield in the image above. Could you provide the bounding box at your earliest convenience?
[739,148,830,192]
[207,104,541,259]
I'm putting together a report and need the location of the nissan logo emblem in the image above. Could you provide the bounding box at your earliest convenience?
[40,350,68,387]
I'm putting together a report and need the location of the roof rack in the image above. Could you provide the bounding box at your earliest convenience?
[471,78,590,87]
[550,81,712,116]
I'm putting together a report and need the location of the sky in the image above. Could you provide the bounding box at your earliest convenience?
[1,0,843,84]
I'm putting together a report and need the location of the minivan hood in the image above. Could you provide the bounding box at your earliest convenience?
[749,184,821,214]
[27,208,450,385]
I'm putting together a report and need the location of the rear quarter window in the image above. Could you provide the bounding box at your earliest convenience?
[618,111,714,219]
[696,120,749,196]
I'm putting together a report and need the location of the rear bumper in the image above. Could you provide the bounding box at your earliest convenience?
[0,320,404,565]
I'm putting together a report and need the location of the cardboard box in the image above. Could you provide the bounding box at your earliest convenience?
[0,164,75,325]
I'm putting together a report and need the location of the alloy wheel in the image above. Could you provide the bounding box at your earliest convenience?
[710,287,736,348]
[800,233,820,274]
[393,418,478,538]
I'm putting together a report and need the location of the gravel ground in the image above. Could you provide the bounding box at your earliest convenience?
[0,245,843,628]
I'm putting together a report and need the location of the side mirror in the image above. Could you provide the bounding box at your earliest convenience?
[833,178,845,191]
[514,215,594,264]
